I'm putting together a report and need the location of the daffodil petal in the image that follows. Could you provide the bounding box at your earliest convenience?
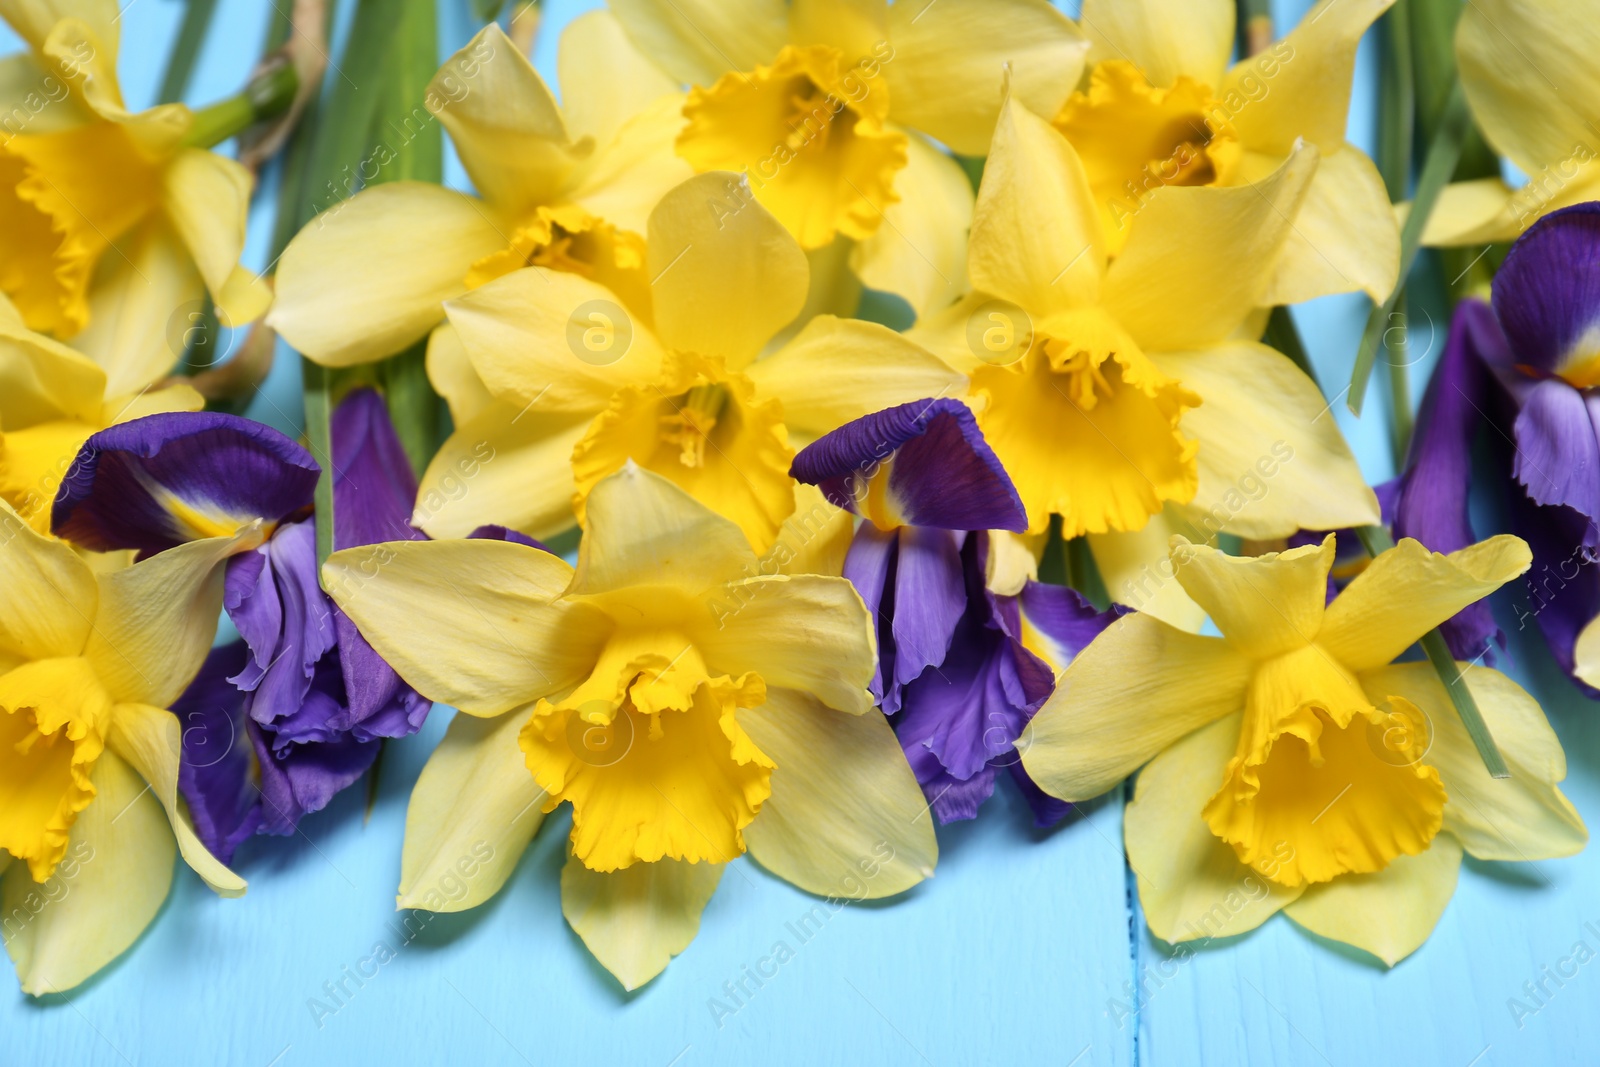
[692,575,876,715]
[84,531,253,707]
[561,850,723,991]
[1574,614,1600,692]
[108,702,244,896]
[563,92,693,238]
[968,96,1104,317]
[0,497,97,666]
[1169,536,1334,658]
[160,147,251,305]
[412,398,590,541]
[0,307,105,424]
[1358,662,1587,862]
[557,9,680,147]
[323,540,602,717]
[746,314,966,440]
[271,182,507,368]
[1,748,173,997]
[1262,147,1399,305]
[1318,536,1532,672]
[1125,712,1303,942]
[424,321,493,427]
[444,266,664,414]
[1225,0,1393,155]
[1283,834,1461,966]
[398,709,544,912]
[609,0,787,86]
[1103,142,1317,352]
[886,0,1088,157]
[740,686,936,899]
[1020,612,1251,801]
[72,221,203,398]
[1150,341,1382,538]
[1087,512,1207,632]
[769,481,854,578]
[646,172,809,370]
[850,128,972,320]
[1078,0,1234,89]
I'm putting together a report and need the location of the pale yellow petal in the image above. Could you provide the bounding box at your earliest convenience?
[2,748,172,997]
[1125,713,1304,943]
[647,172,809,369]
[431,24,580,218]
[107,702,244,896]
[71,221,203,398]
[1149,341,1381,539]
[1102,143,1317,352]
[886,0,1089,156]
[1419,170,1600,248]
[561,850,723,990]
[1283,834,1460,965]
[740,686,934,898]
[744,313,965,439]
[572,463,758,596]
[1079,0,1234,88]
[444,266,664,413]
[1020,612,1252,801]
[690,575,876,715]
[558,9,680,146]
[84,531,255,708]
[967,96,1103,318]
[0,497,97,667]
[323,540,601,717]
[768,481,853,577]
[1225,0,1393,155]
[1457,0,1600,176]
[608,0,789,86]
[788,0,886,58]
[1262,147,1400,306]
[424,321,493,427]
[160,147,251,303]
[270,182,507,368]
[1169,536,1334,658]
[1358,663,1587,862]
[0,0,118,59]
[103,381,203,423]
[850,128,972,320]
[398,709,544,912]
[1318,536,1531,672]
[0,309,105,425]
[1087,507,1207,631]
[1574,613,1600,692]
[562,93,693,238]
[412,399,590,541]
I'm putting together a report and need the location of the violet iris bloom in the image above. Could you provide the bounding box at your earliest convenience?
[792,398,1116,825]
[53,390,437,859]
[1394,202,1600,692]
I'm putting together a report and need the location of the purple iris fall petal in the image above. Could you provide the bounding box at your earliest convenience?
[843,522,899,704]
[332,388,427,550]
[174,641,263,866]
[468,524,552,552]
[1505,489,1600,699]
[1492,202,1600,378]
[1017,579,1118,669]
[886,526,968,715]
[52,411,318,553]
[790,398,1027,532]
[249,714,380,837]
[1511,378,1600,531]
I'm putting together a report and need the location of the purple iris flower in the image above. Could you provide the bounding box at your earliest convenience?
[53,390,441,859]
[1393,201,1600,692]
[792,398,1116,826]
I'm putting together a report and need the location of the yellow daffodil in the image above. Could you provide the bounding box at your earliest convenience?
[1422,0,1600,245]
[270,15,694,369]
[901,95,1378,628]
[1067,0,1400,304]
[413,170,960,551]
[1021,534,1587,965]
[0,497,252,995]
[608,0,1089,318]
[0,0,267,347]
[324,465,935,989]
[0,294,201,533]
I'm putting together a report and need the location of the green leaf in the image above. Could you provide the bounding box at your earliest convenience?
[158,0,220,105]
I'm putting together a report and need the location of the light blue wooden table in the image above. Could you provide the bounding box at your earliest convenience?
[5,2,1596,1063]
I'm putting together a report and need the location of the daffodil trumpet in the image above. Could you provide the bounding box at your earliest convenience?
[1022,532,1585,965]
[324,464,938,989]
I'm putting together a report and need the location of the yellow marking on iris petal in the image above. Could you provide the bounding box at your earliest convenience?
[1054,60,1241,254]
[1202,644,1447,887]
[0,658,112,882]
[860,459,904,532]
[676,44,908,250]
[1557,327,1600,388]
[969,308,1199,538]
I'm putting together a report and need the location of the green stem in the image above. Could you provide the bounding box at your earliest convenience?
[1236,0,1273,56]
[1386,292,1414,468]
[1354,524,1510,778]
[182,58,298,149]
[158,0,220,104]
[1348,80,1471,416]
[302,362,337,566]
